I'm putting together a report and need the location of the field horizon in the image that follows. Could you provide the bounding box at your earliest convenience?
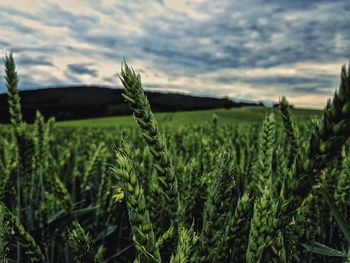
[1,54,350,263]
[56,107,322,127]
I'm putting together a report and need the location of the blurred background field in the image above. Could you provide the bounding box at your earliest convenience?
[56,107,321,127]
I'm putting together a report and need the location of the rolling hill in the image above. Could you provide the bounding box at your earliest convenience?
[0,86,263,123]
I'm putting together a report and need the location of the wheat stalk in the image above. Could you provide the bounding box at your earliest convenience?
[68,221,96,263]
[170,226,198,263]
[226,193,253,262]
[279,96,299,166]
[1,202,45,262]
[112,143,161,262]
[255,113,275,193]
[200,151,235,263]
[118,62,179,238]
[279,63,350,231]
[4,52,22,130]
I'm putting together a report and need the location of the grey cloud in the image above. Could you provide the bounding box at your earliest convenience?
[64,71,82,84]
[67,64,98,77]
[216,75,335,86]
[38,4,99,34]
[17,56,53,66]
[292,86,332,94]
[0,19,37,34]
[0,6,37,20]
[0,0,349,106]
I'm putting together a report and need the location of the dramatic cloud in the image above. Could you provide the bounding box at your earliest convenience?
[67,64,98,77]
[0,0,349,108]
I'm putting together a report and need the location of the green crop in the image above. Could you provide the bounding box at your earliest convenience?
[1,54,350,262]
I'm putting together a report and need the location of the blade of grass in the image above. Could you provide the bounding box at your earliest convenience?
[318,184,350,244]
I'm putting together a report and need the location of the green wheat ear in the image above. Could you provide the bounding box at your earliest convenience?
[118,62,179,234]
[170,225,198,263]
[112,143,161,263]
[226,193,253,262]
[246,186,279,263]
[4,52,23,130]
[255,113,275,193]
[1,202,45,262]
[200,151,235,263]
[279,62,350,232]
[68,221,96,263]
[279,96,299,166]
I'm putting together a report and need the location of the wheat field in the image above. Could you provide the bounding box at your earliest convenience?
[1,53,350,262]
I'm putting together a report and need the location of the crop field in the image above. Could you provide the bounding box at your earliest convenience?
[55,107,321,128]
[1,53,350,263]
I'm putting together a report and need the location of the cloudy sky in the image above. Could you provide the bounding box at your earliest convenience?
[1,0,349,108]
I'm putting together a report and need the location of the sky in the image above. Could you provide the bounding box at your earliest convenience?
[1,0,350,108]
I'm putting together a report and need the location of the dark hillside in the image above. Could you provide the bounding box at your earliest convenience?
[0,86,262,122]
